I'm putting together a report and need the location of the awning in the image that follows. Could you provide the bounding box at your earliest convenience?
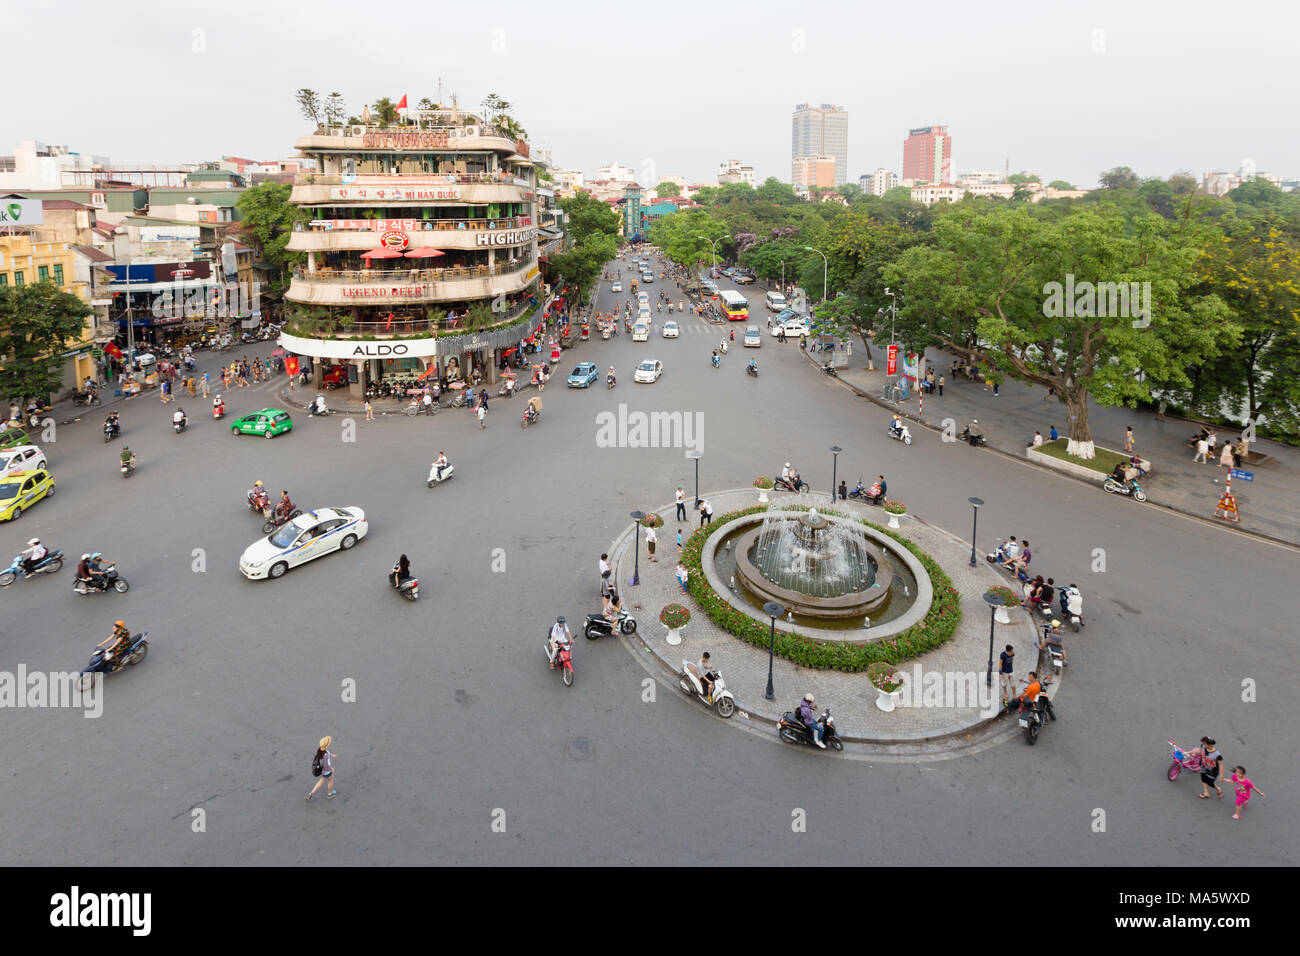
[361,248,404,259]
[403,247,446,258]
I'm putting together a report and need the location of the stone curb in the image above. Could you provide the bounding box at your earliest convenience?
[610,490,1051,746]
[802,348,1299,552]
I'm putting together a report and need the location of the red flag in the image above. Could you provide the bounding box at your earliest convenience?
[396,95,408,110]
[386,311,393,330]
[284,356,300,377]
[104,342,123,359]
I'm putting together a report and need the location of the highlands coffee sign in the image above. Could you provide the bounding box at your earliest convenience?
[476,228,537,247]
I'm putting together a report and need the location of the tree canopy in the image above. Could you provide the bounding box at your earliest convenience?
[0,282,93,404]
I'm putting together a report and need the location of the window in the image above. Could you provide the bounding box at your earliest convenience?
[52,264,63,285]
[38,266,49,282]
[0,275,7,286]
[13,272,22,286]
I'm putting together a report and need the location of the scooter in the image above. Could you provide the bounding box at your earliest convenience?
[773,473,808,493]
[1058,585,1084,632]
[846,478,869,500]
[544,633,575,687]
[719,341,728,355]
[390,573,419,602]
[427,462,454,487]
[1015,682,1055,745]
[711,355,720,369]
[213,403,226,419]
[247,491,271,514]
[607,374,616,390]
[821,363,837,376]
[583,609,637,639]
[262,508,303,535]
[678,661,736,718]
[79,632,149,690]
[521,406,540,429]
[120,459,134,479]
[746,364,758,377]
[73,563,130,595]
[0,549,65,587]
[1102,476,1147,502]
[1167,739,1208,781]
[777,706,843,750]
[103,421,119,443]
[887,423,913,445]
[73,389,101,407]
[173,416,187,434]
[1037,624,1066,672]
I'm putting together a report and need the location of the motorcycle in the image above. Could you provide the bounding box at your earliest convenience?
[773,473,808,493]
[73,563,130,595]
[1102,475,1147,502]
[1038,624,1066,672]
[0,549,65,587]
[427,462,455,487]
[583,609,637,640]
[678,660,736,718]
[79,631,149,690]
[1016,683,1056,745]
[521,406,540,429]
[103,421,119,443]
[120,459,134,479]
[262,508,303,535]
[887,423,913,445]
[247,491,271,514]
[821,363,837,376]
[390,573,419,602]
[1058,586,1084,632]
[719,341,728,355]
[213,403,226,420]
[746,364,758,377]
[846,478,869,500]
[544,632,575,687]
[173,416,187,434]
[777,706,843,751]
[960,426,987,447]
[607,374,616,390]
[1167,739,1209,781]
[73,389,101,407]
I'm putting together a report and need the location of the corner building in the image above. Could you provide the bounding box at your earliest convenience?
[285,110,541,399]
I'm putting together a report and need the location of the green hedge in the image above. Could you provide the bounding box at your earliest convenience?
[681,506,963,672]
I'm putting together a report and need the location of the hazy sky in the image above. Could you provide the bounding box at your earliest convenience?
[6,0,1297,188]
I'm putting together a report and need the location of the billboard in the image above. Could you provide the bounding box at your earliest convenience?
[107,261,212,284]
[140,225,201,243]
[0,199,44,226]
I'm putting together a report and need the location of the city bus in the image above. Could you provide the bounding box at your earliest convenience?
[719,290,750,321]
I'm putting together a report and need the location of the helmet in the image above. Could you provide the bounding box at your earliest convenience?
[785,462,791,468]
[1051,620,1061,629]
[556,616,565,625]
[804,693,815,703]
[28,538,39,546]
[91,553,102,559]
[254,480,263,487]
[81,553,92,561]
[115,620,125,628]
[972,419,979,424]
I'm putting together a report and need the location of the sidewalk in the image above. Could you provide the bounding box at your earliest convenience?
[826,348,1300,546]
[609,489,1046,745]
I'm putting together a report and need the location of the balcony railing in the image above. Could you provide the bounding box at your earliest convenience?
[300,216,533,233]
[285,294,538,338]
[295,171,530,187]
[293,255,533,285]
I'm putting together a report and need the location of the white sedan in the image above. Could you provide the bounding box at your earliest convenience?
[661,321,679,338]
[611,280,623,293]
[771,318,811,339]
[239,507,368,580]
[634,359,664,384]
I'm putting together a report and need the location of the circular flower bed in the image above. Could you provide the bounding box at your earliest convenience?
[987,585,1019,606]
[867,661,904,692]
[640,513,664,528]
[753,477,774,489]
[681,506,962,672]
[883,500,907,515]
[659,603,691,629]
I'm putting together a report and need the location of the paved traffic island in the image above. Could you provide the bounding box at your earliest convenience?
[610,488,1045,745]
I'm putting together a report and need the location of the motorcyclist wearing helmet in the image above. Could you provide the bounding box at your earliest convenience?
[120,446,136,469]
[76,553,101,590]
[1036,620,1068,666]
[173,407,187,429]
[213,395,225,416]
[548,616,572,669]
[20,538,47,574]
[97,620,131,665]
[747,358,757,373]
[86,553,112,590]
[249,480,269,512]
[607,366,616,387]
[798,693,825,748]
[105,410,120,437]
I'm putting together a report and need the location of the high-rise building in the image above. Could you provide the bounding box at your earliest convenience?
[902,126,952,185]
[793,157,837,190]
[792,104,848,186]
[859,168,899,196]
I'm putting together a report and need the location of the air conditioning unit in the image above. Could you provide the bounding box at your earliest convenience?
[350,126,366,137]
[463,126,479,137]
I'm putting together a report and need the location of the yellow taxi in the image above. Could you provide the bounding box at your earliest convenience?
[0,468,55,521]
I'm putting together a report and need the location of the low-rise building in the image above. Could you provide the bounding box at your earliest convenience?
[717,160,754,186]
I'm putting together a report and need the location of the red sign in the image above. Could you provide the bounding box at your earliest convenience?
[360,131,449,149]
[284,357,300,378]
[887,344,898,376]
[380,230,410,250]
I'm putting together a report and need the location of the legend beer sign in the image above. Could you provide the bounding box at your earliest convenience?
[475,228,537,247]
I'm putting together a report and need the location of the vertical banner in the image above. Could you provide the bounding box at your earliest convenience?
[284,356,300,378]
[886,344,898,376]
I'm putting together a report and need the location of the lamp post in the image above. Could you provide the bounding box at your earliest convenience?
[830,445,842,505]
[763,601,784,700]
[630,510,645,586]
[686,449,702,507]
[982,590,1000,689]
[802,246,828,303]
[968,496,984,567]
[695,234,730,274]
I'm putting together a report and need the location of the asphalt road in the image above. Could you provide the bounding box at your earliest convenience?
[2,257,1295,866]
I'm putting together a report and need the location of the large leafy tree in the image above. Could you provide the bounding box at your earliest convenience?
[0,283,92,404]
[235,183,306,286]
[655,181,681,198]
[887,203,1237,457]
[755,178,799,205]
[561,191,621,245]
[371,97,400,126]
[549,233,618,305]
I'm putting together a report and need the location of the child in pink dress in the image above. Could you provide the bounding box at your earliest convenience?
[1229,767,1265,820]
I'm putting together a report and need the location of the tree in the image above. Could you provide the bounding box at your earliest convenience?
[560,191,621,246]
[1007,173,1040,184]
[371,97,399,126]
[480,93,510,123]
[691,185,721,206]
[1100,166,1141,190]
[814,212,918,361]
[887,204,1236,457]
[755,178,798,205]
[1225,179,1300,220]
[549,233,618,305]
[0,283,92,405]
[656,181,681,198]
[324,92,347,126]
[837,183,862,202]
[417,97,438,111]
[235,183,306,284]
[296,89,322,126]
[1048,180,1075,190]
[1011,184,1035,202]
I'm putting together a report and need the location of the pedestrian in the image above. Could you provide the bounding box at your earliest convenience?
[646,524,657,562]
[1206,429,1217,457]
[201,373,210,398]
[1049,425,1058,441]
[1045,387,1054,401]
[160,379,170,404]
[937,374,944,396]
[675,486,686,521]
[599,553,612,593]
[992,380,1000,396]
[1125,426,1134,453]
[676,527,683,551]
[1031,431,1043,448]
[1218,442,1233,468]
[698,498,713,526]
[1229,767,1264,820]
[998,645,1016,704]
[675,562,689,594]
[1197,737,1224,800]
[1193,437,1208,464]
[306,735,338,801]
[364,399,374,422]
[476,403,486,429]
[1156,400,1167,422]
[1232,441,1243,468]
[220,368,229,390]
[778,328,786,344]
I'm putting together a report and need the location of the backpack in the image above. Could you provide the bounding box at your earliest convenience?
[311,752,323,777]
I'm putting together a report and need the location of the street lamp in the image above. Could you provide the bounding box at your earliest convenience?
[830,446,842,505]
[686,449,702,507]
[968,496,984,567]
[982,590,1000,689]
[802,246,828,303]
[630,510,645,586]
[695,234,730,274]
[763,601,785,700]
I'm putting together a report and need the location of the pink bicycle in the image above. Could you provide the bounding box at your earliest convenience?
[1167,739,1206,781]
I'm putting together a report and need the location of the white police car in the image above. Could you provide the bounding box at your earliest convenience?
[239,507,368,580]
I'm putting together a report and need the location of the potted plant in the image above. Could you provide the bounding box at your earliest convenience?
[987,585,1019,625]
[883,499,907,529]
[659,603,691,646]
[754,476,773,503]
[868,661,905,712]
[640,513,664,528]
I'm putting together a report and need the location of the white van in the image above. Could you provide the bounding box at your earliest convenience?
[765,291,788,312]
[638,307,652,324]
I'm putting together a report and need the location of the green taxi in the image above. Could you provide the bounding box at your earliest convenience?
[0,468,55,521]
[231,408,294,439]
